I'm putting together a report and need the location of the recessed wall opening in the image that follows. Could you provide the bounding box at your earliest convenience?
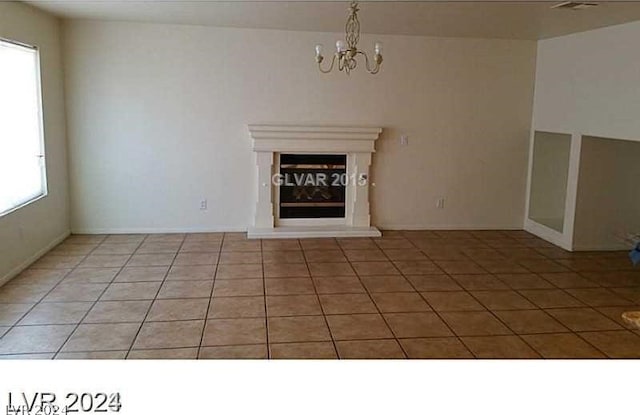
[573,135,640,250]
[528,131,572,233]
[278,154,346,219]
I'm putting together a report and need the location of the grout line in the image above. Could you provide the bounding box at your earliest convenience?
[400,236,486,358]
[15,314,623,330]
[121,234,178,359]
[260,237,271,359]
[196,234,225,359]
[409,232,589,357]
[2,244,116,338]
[409,233,625,358]
[303,239,340,359]
[2,236,115,353]
[51,235,150,359]
[577,328,640,358]
[12,330,633,357]
[337,238,408,359]
[2,230,639,359]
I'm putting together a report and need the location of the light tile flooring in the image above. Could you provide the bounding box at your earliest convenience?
[1,230,639,359]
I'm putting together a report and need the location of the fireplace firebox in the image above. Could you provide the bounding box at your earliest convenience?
[278,154,346,219]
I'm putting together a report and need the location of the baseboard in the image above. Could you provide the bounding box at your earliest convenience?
[572,243,631,252]
[376,224,523,231]
[71,226,247,234]
[73,225,525,234]
[0,230,71,288]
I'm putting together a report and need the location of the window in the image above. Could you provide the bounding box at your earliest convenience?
[0,38,47,216]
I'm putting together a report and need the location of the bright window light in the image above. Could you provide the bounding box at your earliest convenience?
[0,38,47,216]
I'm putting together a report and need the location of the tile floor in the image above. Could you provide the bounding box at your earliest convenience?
[1,230,639,359]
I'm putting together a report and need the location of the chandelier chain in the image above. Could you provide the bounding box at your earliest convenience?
[345,1,360,50]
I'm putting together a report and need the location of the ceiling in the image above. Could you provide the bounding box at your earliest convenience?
[25,0,640,40]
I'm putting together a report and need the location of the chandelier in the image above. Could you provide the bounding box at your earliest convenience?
[315,1,383,75]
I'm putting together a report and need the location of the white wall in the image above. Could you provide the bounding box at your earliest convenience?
[529,20,640,251]
[573,136,640,250]
[532,20,640,142]
[0,3,70,284]
[63,20,536,233]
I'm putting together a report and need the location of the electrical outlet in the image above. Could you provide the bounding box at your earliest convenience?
[436,198,445,209]
[200,199,208,210]
[400,135,409,146]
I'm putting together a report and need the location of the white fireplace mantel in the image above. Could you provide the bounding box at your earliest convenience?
[247,124,382,239]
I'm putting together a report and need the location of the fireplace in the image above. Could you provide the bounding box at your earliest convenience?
[247,125,382,238]
[278,154,346,219]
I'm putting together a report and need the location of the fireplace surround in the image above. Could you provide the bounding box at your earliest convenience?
[247,125,382,239]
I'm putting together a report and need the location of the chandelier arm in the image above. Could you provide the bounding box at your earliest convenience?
[318,54,337,74]
[338,54,346,72]
[356,50,380,75]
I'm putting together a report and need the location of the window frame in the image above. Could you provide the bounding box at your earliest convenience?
[0,37,48,218]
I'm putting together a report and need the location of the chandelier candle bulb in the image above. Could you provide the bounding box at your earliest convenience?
[336,40,347,53]
[374,42,383,55]
[315,44,323,57]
